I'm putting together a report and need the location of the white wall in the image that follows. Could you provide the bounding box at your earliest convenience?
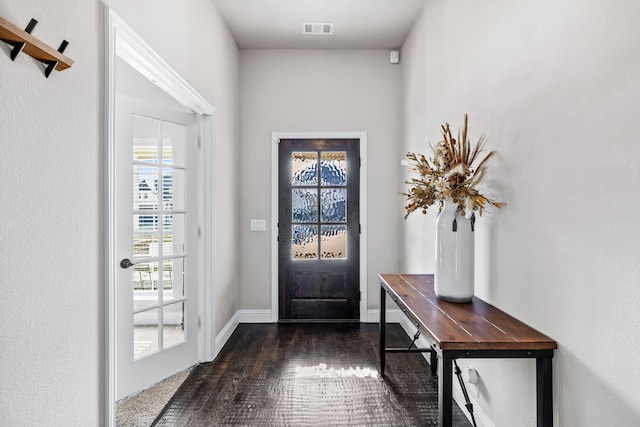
[0,0,239,424]
[401,0,640,425]
[0,2,102,425]
[238,49,404,313]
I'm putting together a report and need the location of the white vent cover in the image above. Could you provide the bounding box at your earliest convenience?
[302,22,334,35]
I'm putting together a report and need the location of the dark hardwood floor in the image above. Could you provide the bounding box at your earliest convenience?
[153,323,471,426]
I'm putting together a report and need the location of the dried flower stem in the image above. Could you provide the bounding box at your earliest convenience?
[402,114,504,219]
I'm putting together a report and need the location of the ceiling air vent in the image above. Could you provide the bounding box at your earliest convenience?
[302,22,334,35]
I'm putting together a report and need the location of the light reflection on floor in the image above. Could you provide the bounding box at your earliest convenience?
[294,363,379,379]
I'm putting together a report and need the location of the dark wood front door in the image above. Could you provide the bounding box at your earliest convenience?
[278,139,360,321]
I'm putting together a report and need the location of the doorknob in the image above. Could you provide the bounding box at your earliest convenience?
[120,258,136,269]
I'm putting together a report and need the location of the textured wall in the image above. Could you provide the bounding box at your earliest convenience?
[0,1,102,425]
[238,49,404,312]
[401,0,640,425]
[0,0,239,424]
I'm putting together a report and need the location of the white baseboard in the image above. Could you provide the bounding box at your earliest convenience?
[237,309,273,323]
[213,310,272,359]
[365,308,403,323]
[214,311,239,358]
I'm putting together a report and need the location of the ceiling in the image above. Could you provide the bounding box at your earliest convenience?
[212,0,426,49]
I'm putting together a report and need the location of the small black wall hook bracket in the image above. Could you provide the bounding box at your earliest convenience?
[9,18,37,60]
[0,16,74,78]
[44,39,68,78]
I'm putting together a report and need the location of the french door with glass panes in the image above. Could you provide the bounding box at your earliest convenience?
[115,96,199,400]
[278,139,360,321]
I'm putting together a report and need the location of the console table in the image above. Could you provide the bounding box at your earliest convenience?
[379,274,557,427]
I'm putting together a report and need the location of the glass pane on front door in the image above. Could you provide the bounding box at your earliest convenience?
[287,149,349,261]
[292,189,318,222]
[292,225,318,259]
[320,188,346,222]
[321,225,346,259]
[292,152,318,185]
[320,151,346,185]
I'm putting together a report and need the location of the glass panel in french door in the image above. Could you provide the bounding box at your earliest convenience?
[132,115,188,358]
[115,95,199,400]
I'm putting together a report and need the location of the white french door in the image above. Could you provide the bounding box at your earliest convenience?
[115,95,199,400]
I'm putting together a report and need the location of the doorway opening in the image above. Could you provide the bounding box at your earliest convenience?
[105,9,215,426]
[271,132,368,323]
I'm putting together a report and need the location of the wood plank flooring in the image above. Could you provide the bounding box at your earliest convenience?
[153,323,471,426]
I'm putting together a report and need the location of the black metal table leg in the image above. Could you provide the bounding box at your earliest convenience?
[438,354,453,426]
[379,284,386,376]
[537,357,553,427]
[430,346,438,376]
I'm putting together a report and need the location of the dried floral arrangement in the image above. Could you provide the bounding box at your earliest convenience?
[403,114,504,219]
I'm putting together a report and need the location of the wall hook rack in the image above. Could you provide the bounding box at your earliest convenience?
[0,16,74,78]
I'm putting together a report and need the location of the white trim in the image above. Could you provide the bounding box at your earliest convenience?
[104,10,116,425]
[238,309,274,323]
[110,12,213,115]
[270,138,279,322]
[365,308,403,324]
[270,131,368,322]
[212,310,269,362]
[105,8,216,426]
[215,311,239,357]
[201,113,216,363]
[359,134,368,322]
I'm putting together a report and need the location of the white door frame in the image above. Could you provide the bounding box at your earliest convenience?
[105,8,216,426]
[271,131,368,323]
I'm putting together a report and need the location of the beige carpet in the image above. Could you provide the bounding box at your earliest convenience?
[116,367,193,427]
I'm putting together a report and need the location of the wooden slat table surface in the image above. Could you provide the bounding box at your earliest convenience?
[379,273,557,351]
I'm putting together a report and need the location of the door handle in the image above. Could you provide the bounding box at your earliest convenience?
[120,258,136,269]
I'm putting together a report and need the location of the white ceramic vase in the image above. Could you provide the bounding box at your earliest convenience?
[435,200,475,302]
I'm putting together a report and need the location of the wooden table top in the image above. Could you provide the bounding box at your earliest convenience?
[379,274,557,351]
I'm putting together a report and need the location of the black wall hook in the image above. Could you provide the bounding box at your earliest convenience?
[0,16,74,78]
[44,39,69,78]
[9,18,37,60]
